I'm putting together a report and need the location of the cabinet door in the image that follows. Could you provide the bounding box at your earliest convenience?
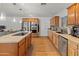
[26,37,29,55]
[0,44,18,56]
[67,4,76,25]
[77,45,79,56]
[26,34,31,55]
[68,41,77,56]
[48,30,52,41]
[53,33,55,45]
[54,34,56,48]
[55,34,59,49]
[76,3,79,25]
[28,34,31,48]
[55,17,59,26]
[19,39,26,56]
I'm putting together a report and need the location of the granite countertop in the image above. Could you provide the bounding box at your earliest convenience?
[49,30,79,44]
[0,31,32,43]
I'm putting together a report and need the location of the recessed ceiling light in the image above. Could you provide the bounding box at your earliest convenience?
[41,3,47,5]
[19,8,22,11]
[13,3,16,5]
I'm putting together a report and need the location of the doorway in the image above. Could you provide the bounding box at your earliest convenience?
[22,18,40,37]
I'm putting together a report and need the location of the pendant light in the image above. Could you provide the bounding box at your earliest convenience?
[13,18,16,22]
[0,12,6,20]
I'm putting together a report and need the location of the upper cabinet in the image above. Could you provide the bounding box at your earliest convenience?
[67,3,79,25]
[67,4,76,25]
[50,16,59,26]
[22,18,39,23]
[76,4,79,25]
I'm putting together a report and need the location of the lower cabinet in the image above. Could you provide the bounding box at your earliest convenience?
[55,33,59,49]
[0,44,18,56]
[52,33,55,45]
[0,33,32,56]
[18,33,32,56]
[26,33,31,55]
[19,39,26,56]
[78,45,79,56]
[48,30,53,41]
[52,32,59,49]
[68,41,78,56]
[49,31,79,56]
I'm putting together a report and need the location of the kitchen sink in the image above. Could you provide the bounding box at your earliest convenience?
[13,32,28,36]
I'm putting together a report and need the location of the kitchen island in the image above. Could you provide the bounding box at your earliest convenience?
[0,31,32,56]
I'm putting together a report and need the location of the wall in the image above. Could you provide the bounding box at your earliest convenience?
[38,17,50,36]
[0,16,51,36]
[0,15,22,31]
[0,12,51,36]
[54,9,67,27]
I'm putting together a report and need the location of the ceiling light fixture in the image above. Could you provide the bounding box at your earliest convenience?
[13,3,16,5]
[0,13,4,20]
[13,18,16,22]
[19,8,22,11]
[0,12,6,20]
[41,3,47,5]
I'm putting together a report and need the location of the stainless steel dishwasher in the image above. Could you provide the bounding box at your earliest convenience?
[58,36,68,56]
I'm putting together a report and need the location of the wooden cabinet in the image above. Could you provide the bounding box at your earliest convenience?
[53,16,59,26]
[48,30,52,41]
[67,3,79,25]
[67,4,76,25]
[19,39,26,56]
[76,3,79,25]
[25,33,31,55]
[22,18,39,23]
[53,33,59,49]
[19,33,31,56]
[50,16,59,26]
[55,33,59,49]
[0,33,32,56]
[51,32,59,49]
[68,41,78,56]
[52,32,55,45]
[77,45,79,56]
[0,44,18,56]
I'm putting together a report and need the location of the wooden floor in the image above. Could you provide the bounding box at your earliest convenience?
[30,37,60,56]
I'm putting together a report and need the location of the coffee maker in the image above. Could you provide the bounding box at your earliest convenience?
[71,25,79,37]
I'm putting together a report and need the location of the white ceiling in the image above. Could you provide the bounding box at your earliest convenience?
[0,3,71,17]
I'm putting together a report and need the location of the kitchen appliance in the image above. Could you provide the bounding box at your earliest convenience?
[50,25,54,30]
[58,36,68,56]
[71,25,79,37]
[56,27,62,33]
[67,26,72,34]
[0,25,6,32]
